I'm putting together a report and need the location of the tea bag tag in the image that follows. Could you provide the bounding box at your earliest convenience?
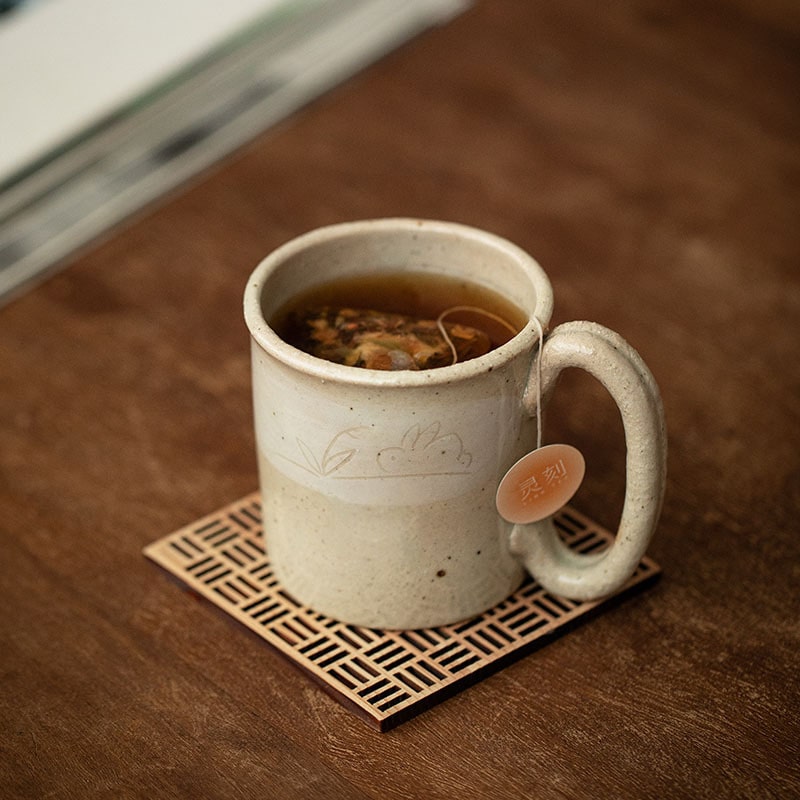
[496,315,585,524]
[496,443,585,524]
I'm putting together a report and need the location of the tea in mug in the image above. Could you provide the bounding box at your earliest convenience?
[271,271,527,371]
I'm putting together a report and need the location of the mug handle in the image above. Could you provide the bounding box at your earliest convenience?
[509,321,667,600]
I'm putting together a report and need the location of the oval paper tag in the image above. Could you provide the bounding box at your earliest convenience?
[496,444,585,524]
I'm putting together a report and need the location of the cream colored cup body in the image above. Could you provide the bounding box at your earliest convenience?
[244,219,666,629]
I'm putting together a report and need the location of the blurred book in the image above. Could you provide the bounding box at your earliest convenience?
[0,0,469,304]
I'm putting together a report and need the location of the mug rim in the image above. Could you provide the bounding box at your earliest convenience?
[243,218,555,387]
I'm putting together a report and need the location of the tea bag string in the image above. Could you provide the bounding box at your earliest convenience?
[532,314,544,450]
[437,307,545,450]
[436,305,517,366]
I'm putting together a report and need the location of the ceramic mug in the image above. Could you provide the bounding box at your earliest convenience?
[244,219,666,629]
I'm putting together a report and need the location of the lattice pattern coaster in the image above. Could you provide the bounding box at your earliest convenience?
[144,493,660,730]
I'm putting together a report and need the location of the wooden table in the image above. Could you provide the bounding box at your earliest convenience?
[2,1,798,797]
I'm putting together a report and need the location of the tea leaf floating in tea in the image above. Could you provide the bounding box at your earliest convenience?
[284,306,494,370]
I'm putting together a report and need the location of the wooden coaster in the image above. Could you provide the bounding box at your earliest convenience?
[144,493,660,731]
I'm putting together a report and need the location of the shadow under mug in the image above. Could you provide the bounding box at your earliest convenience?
[244,219,666,629]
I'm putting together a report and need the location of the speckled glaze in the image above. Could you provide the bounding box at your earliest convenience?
[244,219,666,629]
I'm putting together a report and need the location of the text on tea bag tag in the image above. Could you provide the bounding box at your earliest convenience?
[495,317,585,524]
[496,444,585,524]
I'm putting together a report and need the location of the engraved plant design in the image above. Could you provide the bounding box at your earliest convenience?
[294,426,369,477]
[289,421,473,479]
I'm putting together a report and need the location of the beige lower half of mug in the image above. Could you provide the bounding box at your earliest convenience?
[258,452,525,630]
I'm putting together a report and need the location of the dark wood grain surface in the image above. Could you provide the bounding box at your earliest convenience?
[2,1,798,797]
